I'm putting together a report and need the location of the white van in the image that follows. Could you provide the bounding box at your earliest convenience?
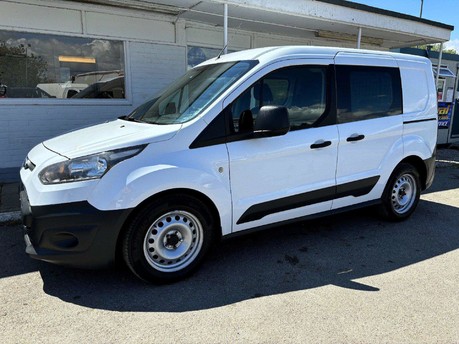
[20,46,437,283]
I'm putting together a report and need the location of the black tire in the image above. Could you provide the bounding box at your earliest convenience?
[122,194,216,283]
[379,163,421,221]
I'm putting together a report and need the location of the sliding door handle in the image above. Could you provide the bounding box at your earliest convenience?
[310,140,332,149]
[346,134,365,142]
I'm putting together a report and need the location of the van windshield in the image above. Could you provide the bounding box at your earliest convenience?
[127,60,257,124]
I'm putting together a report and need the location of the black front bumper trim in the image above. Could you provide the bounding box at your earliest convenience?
[21,192,132,268]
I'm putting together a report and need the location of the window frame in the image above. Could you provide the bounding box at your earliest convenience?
[0,31,131,106]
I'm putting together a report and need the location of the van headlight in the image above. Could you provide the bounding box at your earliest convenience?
[39,145,146,184]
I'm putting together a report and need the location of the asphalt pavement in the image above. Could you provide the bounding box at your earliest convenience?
[0,148,458,343]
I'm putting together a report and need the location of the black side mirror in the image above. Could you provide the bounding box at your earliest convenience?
[253,105,290,137]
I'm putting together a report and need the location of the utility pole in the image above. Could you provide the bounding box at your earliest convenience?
[420,0,424,18]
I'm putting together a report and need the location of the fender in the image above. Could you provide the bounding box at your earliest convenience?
[88,146,233,236]
[403,120,437,161]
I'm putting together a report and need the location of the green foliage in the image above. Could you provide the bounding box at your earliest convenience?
[417,43,457,55]
[0,41,48,87]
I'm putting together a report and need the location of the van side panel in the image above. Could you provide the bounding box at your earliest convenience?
[399,61,430,115]
[398,58,438,160]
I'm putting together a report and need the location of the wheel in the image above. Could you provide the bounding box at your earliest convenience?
[122,194,216,283]
[379,163,421,221]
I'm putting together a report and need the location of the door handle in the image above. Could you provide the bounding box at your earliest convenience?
[310,140,332,149]
[346,134,365,142]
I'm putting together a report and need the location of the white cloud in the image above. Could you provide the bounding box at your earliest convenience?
[444,39,459,52]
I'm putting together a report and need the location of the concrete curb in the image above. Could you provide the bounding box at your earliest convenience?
[0,211,21,225]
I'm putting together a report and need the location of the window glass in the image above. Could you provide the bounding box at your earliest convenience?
[231,65,328,133]
[0,30,124,99]
[336,65,402,123]
[264,79,289,104]
[128,60,257,124]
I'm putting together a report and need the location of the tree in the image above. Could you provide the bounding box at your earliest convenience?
[0,41,48,88]
[416,43,457,55]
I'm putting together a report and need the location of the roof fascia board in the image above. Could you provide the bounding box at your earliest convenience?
[208,0,453,42]
[316,0,454,31]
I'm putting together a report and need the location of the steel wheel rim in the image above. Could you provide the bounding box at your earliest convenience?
[143,210,203,272]
[391,173,416,215]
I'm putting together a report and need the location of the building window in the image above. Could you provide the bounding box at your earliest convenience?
[188,46,220,69]
[436,78,445,101]
[187,46,237,69]
[0,30,125,99]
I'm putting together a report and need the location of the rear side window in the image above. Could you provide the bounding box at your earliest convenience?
[336,65,402,123]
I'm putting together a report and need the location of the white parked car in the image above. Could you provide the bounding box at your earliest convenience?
[37,82,88,98]
[20,46,437,283]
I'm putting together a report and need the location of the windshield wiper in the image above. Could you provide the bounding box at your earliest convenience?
[118,115,145,123]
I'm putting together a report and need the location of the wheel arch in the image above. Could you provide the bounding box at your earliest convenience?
[399,155,428,190]
[115,188,222,264]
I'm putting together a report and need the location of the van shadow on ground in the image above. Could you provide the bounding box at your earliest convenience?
[1,168,458,312]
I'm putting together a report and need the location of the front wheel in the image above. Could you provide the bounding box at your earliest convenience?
[379,163,421,221]
[122,194,216,283]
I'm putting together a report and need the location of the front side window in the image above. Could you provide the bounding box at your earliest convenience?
[128,60,257,124]
[0,30,124,99]
[231,65,328,133]
[336,65,402,123]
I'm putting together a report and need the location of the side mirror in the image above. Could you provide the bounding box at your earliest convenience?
[253,105,290,137]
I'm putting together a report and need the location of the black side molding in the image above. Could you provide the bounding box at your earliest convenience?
[403,118,437,124]
[237,176,380,224]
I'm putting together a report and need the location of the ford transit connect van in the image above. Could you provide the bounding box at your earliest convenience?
[20,46,437,283]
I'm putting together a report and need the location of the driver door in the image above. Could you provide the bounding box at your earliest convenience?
[225,60,339,232]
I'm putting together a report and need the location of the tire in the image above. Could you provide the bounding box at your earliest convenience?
[122,194,216,283]
[379,163,421,221]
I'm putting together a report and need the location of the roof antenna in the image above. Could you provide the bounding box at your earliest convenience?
[216,21,242,60]
[216,42,228,60]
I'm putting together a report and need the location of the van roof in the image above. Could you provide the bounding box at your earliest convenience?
[199,45,429,66]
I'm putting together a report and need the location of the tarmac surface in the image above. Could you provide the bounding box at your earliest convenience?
[0,181,20,222]
[0,146,458,343]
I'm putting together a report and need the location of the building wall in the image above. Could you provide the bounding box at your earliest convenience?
[0,0,377,181]
[0,1,188,180]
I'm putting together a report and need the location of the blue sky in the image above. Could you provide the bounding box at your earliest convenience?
[350,0,459,50]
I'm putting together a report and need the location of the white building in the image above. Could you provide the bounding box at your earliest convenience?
[0,0,453,181]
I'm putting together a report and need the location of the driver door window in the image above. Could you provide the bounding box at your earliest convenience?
[231,65,328,134]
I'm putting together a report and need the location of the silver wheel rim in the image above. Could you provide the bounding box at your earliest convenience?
[143,210,203,272]
[391,173,416,215]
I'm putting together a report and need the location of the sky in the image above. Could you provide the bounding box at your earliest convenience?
[350,0,459,51]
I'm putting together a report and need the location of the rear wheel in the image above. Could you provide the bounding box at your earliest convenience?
[379,163,421,221]
[122,194,216,283]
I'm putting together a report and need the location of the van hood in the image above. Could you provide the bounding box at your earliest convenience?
[43,119,181,159]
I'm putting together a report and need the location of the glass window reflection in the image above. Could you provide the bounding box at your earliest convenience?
[0,30,125,99]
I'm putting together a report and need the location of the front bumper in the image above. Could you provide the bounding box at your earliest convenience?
[21,188,132,268]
